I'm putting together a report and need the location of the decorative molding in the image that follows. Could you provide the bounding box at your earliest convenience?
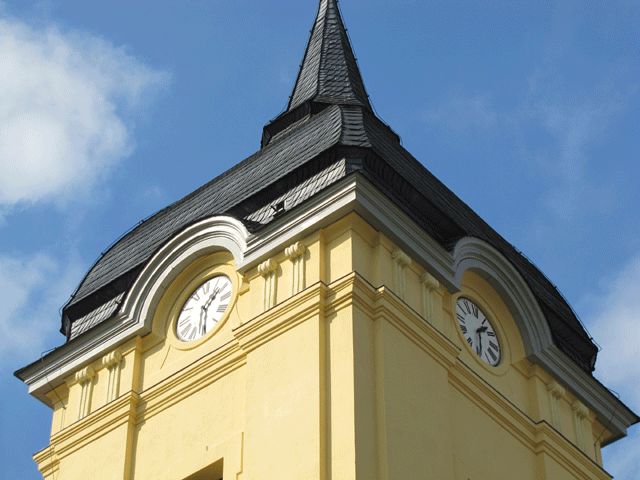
[572,400,590,451]
[17,176,454,404]
[538,344,637,445]
[75,366,95,420]
[16,175,637,445]
[139,345,245,423]
[101,350,122,369]
[547,381,566,432]
[284,241,306,260]
[33,445,59,479]
[453,236,638,442]
[391,248,411,267]
[453,237,553,358]
[573,400,589,419]
[234,282,326,355]
[49,391,139,460]
[257,258,278,275]
[15,216,249,405]
[122,216,249,331]
[240,175,457,290]
[74,366,95,385]
[421,271,440,291]
[391,248,411,300]
[449,366,609,480]
[420,272,441,327]
[102,350,123,403]
[258,259,279,310]
[285,242,307,295]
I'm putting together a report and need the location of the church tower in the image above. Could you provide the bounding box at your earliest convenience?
[17,1,637,479]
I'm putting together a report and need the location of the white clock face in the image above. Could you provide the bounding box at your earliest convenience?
[456,297,501,366]
[177,275,233,342]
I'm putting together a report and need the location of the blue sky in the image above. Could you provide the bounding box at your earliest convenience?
[1,0,638,477]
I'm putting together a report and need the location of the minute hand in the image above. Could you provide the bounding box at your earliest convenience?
[476,326,488,355]
[203,288,220,311]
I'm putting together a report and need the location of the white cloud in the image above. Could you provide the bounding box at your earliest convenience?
[0,16,169,210]
[0,253,83,363]
[587,256,640,407]
[527,94,622,219]
[582,256,640,478]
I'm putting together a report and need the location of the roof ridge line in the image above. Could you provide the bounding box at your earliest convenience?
[286,2,323,111]
[315,0,331,101]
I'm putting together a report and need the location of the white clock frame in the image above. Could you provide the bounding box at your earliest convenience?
[167,259,240,350]
[453,292,510,375]
[176,275,234,343]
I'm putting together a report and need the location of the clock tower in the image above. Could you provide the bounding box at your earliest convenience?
[17,1,637,479]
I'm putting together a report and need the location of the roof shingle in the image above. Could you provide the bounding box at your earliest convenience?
[289,0,371,111]
[63,0,598,375]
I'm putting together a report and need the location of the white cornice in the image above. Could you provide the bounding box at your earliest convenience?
[120,216,249,333]
[16,175,639,441]
[537,345,638,444]
[453,236,638,440]
[239,174,457,291]
[18,175,456,403]
[453,237,553,357]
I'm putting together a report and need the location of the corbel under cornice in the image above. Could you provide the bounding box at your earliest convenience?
[15,174,638,442]
[453,236,638,442]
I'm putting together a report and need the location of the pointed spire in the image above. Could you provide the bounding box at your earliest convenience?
[288,0,371,111]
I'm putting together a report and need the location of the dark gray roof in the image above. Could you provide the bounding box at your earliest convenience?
[69,104,344,305]
[70,293,124,339]
[62,0,598,374]
[288,0,371,111]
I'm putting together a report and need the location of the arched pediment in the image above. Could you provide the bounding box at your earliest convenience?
[453,236,553,359]
[120,216,249,333]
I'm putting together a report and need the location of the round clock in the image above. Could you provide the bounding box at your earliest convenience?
[456,297,501,366]
[176,275,233,342]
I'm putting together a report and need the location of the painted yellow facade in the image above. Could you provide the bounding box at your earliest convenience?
[33,213,616,480]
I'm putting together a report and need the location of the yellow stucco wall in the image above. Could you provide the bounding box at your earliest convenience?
[35,213,612,480]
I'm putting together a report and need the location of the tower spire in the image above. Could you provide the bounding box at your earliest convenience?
[288,0,371,111]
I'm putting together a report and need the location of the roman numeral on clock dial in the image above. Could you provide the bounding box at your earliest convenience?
[176,275,234,343]
[456,297,501,367]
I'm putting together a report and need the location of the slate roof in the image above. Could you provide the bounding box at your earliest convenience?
[61,0,598,374]
[70,293,125,339]
[288,0,371,111]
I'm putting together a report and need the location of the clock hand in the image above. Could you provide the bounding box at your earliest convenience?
[200,288,221,336]
[203,288,220,311]
[477,329,483,355]
[199,307,207,336]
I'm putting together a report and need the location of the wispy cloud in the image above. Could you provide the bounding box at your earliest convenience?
[580,256,640,478]
[0,16,170,212]
[524,80,626,218]
[585,256,640,407]
[0,253,83,364]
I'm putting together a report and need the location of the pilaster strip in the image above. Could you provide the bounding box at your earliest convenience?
[285,242,307,295]
[420,272,441,326]
[74,366,95,420]
[391,248,411,300]
[547,381,566,433]
[258,259,279,310]
[572,400,590,451]
[102,350,123,403]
